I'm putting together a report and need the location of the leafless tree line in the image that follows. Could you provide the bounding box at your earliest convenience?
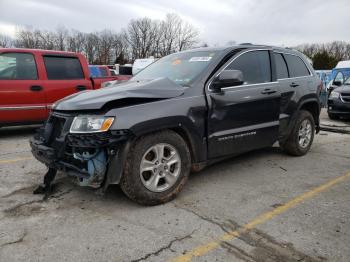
[296,41,350,61]
[0,34,13,49]
[296,41,350,69]
[0,13,199,65]
[2,16,349,69]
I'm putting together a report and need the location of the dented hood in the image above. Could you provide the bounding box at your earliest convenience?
[54,78,185,111]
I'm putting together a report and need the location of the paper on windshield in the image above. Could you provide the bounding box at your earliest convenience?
[189,57,212,62]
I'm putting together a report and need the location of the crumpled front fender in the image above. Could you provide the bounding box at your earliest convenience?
[103,139,132,190]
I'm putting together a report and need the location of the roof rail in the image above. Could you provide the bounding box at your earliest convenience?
[239,43,253,45]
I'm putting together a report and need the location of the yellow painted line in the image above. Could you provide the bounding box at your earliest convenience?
[0,157,32,164]
[171,172,350,262]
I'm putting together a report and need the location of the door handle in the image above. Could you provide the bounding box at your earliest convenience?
[30,85,43,91]
[76,85,87,91]
[261,88,276,95]
[290,82,299,88]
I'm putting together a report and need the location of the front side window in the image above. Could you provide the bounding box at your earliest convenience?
[44,56,84,80]
[226,50,271,85]
[274,53,288,79]
[0,53,37,80]
[284,54,310,78]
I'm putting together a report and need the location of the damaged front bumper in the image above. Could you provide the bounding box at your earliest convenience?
[30,112,131,189]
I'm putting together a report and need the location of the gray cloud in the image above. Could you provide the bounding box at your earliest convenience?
[0,0,349,46]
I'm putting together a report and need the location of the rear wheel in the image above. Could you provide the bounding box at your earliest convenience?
[280,110,315,156]
[120,130,191,205]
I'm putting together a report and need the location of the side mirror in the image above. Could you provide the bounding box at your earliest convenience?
[211,70,244,91]
[333,80,343,87]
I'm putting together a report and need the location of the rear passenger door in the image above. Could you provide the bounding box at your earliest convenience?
[284,53,312,93]
[274,52,312,133]
[0,52,46,124]
[42,55,93,110]
[207,50,281,158]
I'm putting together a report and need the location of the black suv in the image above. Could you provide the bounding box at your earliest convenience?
[31,45,321,205]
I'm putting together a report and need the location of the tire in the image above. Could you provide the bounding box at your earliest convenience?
[328,112,339,120]
[120,130,191,205]
[280,110,315,156]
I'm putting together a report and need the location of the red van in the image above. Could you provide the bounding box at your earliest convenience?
[0,48,130,127]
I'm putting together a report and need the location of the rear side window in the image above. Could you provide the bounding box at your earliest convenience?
[44,56,84,80]
[0,53,37,80]
[226,50,271,85]
[274,53,288,79]
[284,54,310,77]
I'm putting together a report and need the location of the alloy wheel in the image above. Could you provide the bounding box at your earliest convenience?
[139,143,181,192]
[298,119,312,148]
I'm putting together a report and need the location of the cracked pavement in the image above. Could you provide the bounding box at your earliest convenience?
[0,110,349,262]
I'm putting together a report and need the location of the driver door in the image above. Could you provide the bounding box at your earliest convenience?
[207,50,281,158]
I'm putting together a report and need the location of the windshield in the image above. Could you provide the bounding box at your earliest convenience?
[344,77,350,85]
[131,51,218,86]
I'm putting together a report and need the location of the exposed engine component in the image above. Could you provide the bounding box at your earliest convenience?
[73,149,107,187]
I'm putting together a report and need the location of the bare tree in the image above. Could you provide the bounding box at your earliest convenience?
[158,14,180,56]
[155,14,198,56]
[83,33,99,64]
[113,32,129,64]
[328,41,348,61]
[126,17,158,60]
[37,30,56,50]
[176,21,199,51]
[0,34,13,47]
[15,28,39,48]
[54,26,68,51]
[296,41,350,69]
[67,30,85,53]
[345,43,350,60]
[296,43,318,58]
[11,13,200,63]
[95,30,115,64]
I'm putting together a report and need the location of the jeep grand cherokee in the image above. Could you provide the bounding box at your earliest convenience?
[30,45,321,205]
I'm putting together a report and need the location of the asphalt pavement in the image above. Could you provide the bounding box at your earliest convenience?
[0,109,349,262]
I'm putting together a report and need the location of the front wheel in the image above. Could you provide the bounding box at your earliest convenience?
[120,130,191,205]
[280,110,315,156]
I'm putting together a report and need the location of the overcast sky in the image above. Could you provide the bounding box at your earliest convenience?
[0,0,349,46]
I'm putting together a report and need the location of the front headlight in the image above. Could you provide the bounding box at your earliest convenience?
[70,116,114,133]
[330,91,340,98]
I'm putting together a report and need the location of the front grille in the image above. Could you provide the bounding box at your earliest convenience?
[341,93,350,103]
[67,130,129,148]
[67,132,114,147]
